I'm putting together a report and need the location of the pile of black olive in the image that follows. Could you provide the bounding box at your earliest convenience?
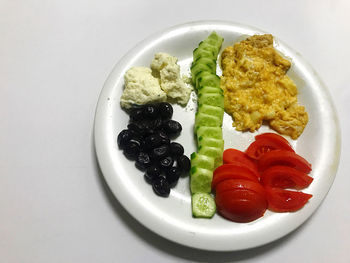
[117,102,191,197]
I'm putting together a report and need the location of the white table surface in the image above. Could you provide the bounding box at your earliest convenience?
[1,0,349,262]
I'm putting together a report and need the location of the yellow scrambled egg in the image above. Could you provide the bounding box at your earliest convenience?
[221,34,308,139]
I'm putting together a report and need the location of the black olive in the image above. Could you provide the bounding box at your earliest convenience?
[144,104,158,119]
[170,142,184,157]
[150,144,170,160]
[130,107,145,122]
[123,140,140,160]
[158,102,173,120]
[151,118,163,131]
[135,152,152,171]
[117,129,132,149]
[162,120,182,137]
[159,156,174,170]
[127,123,145,137]
[166,167,181,187]
[144,165,162,184]
[156,131,170,145]
[144,134,162,150]
[152,177,170,197]
[177,155,191,174]
[139,140,149,152]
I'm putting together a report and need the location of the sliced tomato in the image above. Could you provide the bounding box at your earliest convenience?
[261,166,313,189]
[212,164,259,190]
[255,133,292,145]
[223,149,259,173]
[265,187,312,212]
[258,150,312,173]
[215,179,266,199]
[246,135,295,160]
[215,189,267,223]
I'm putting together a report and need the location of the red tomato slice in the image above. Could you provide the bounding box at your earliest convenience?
[212,164,259,190]
[255,133,292,145]
[258,150,312,173]
[265,187,312,212]
[215,179,266,199]
[223,148,259,173]
[215,189,267,223]
[246,135,295,160]
[261,166,313,190]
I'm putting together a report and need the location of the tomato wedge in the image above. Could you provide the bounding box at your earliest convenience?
[258,150,312,173]
[215,179,266,199]
[261,166,313,189]
[223,148,259,173]
[212,164,259,190]
[215,189,267,222]
[246,134,295,160]
[265,187,312,212]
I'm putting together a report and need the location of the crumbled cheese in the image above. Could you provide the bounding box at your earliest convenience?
[151,53,192,105]
[120,67,166,109]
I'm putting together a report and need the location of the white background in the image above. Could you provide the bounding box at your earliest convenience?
[1,0,349,262]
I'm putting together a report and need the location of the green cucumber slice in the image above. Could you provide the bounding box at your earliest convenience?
[198,86,223,95]
[191,57,216,72]
[190,152,214,171]
[198,42,218,57]
[198,93,224,108]
[195,126,222,139]
[192,193,216,218]
[206,31,224,48]
[190,166,213,193]
[198,104,224,120]
[193,48,216,62]
[198,145,223,168]
[197,136,224,150]
[196,72,220,88]
[195,112,222,127]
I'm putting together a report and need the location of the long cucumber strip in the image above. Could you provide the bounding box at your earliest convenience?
[190,31,224,218]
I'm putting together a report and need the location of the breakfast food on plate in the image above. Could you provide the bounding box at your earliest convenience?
[120,53,192,109]
[117,102,190,197]
[212,133,313,222]
[121,67,166,109]
[190,32,224,218]
[221,34,308,139]
[151,53,192,105]
[117,31,314,222]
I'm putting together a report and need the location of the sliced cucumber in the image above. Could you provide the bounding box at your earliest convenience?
[197,104,224,120]
[190,31,224,219]
[198,86,223,95]
[197,136,224,151]
[206,31,224,49]
[193,48,215,62]
[191,57,216,72]
[196,126,222,139]
[198,93,224,108]
[190,152,214,171]
[196,72,220,88]
[192,193,216,218]
[195,112,222,127]
[198,145,223,168]
[190,167,213,193]
[198,42,218,57]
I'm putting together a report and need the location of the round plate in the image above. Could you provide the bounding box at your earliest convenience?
[94,21,340,251]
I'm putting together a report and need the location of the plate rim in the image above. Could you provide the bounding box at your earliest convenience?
[94,20,341,251]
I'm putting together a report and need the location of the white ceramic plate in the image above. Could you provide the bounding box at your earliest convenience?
[94,21,340,251]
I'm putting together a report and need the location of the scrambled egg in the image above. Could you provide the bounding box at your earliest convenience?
[221,34,308,139]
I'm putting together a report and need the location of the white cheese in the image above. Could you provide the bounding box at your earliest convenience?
[120,67,166,109]
[151,53,192,105]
